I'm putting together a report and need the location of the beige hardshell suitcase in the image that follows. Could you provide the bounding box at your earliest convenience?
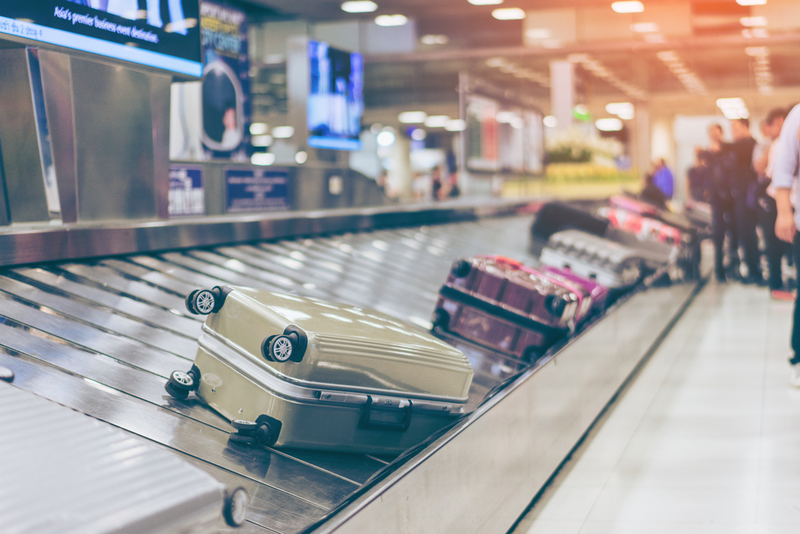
[166,286,474,454]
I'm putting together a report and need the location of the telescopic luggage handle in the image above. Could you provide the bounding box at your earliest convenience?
[358,396,412,432]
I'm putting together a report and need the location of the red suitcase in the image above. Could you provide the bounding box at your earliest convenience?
[432,255,581,362]
[601,206,684,246]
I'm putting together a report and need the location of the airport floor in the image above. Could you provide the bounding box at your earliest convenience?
[512,279,800,534]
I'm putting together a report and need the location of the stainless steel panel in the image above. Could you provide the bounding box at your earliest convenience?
[39,50,78,224]
[150,73,172,220]
[71,57,157,221]
[308,282,700,534]
[0,48,50,223]
[0,199,529,267]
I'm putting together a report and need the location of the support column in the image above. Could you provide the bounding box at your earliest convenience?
[633,104,650,175]
[549,61,574,133]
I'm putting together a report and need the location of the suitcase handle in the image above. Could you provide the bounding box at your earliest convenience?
[493,256,523,269]
[359,396,412,432]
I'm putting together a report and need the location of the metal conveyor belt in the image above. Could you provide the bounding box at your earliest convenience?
[0,214,545,534]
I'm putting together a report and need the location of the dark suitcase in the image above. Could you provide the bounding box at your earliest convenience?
[432,255,581,361]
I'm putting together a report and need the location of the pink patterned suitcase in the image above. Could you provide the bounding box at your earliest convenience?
[432,255,583,361]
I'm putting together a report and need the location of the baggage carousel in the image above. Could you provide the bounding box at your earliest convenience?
[0,201,703,533]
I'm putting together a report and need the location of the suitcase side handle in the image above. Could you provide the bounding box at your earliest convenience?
[359,396,412,432]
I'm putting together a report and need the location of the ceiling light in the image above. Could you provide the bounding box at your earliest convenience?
[421,34,449,45]
[657,50,678,61]
[486,57,508,67]
[543,116,557,128]
[375,14,408,26]
[425,115,450,128]
[411,128,427,140]
[745,46,769,56]
[740,16,767,27]
[251,153,276,166]
[596,118,623,131]
[496,111,519,123]
[251,135,273,147]
[468,0,503,4]
[736,0,766,5]
[716,97,746,109]
[631,22,659,33]
[271,126,294,139]
[612,1,644,14]
[376,131,396,146]
[526,28,552,39]
[399,111,427,123]
[492,8,525,20]
[606,102,634,116]
[295,151,308,164]
[444,119,467,132]
[751,28,769,38]
[249,123,268,135]
[644,34,666,43]
[341,1,377,13]
[567,53,590,63]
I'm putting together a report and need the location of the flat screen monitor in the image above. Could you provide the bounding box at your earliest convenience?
[307,40,363,151]
[465,94,500,172]
[0,0,202,77]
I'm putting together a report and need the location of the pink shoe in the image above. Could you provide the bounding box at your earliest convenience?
[772,289,796,301]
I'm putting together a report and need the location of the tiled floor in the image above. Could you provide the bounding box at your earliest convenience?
[511,280,800,534]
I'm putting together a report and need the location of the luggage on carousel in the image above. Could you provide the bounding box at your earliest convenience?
[531,201,679,271]
[530,201,609,244]
[539,264,610,314]
[684,198,713,228]
[600,206,684,246]
[540,230,648,289]
[167,286,473,455]
[431,255,582,362]
[0,383,249,534]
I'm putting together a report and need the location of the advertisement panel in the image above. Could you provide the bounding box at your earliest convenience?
[225,168,289,213]
[200,1,250,160]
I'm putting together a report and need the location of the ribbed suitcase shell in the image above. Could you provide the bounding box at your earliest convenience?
[0,384,227,534]
[432,255,580,360]
[194,287,473,454]
[540,230,647,289]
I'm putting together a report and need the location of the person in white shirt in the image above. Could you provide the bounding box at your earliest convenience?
[771,103,800,385]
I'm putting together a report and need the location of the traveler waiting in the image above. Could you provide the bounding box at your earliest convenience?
[651,159,674,199]
[754,107,791,298]
[771,103,800,385]
[704,123,739,282]
[727,118,764,285]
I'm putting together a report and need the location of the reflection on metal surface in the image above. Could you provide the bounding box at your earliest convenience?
[0,199,530,267]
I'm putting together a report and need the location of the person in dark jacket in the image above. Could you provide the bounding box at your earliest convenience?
[705,123,739,282]
[727,118,764,285]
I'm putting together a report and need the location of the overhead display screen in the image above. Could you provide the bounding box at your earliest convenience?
[307,40,363,151]
[0,0,202,77]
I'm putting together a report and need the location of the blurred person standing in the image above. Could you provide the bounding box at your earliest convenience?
[771,103,800,385]
[687,148,710,202]
[755,107,791,298]
[705,123,739,282]
[728,118,764,284]
[652,159,674,200]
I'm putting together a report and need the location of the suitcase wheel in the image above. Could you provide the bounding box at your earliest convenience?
[0,365,14,383]
[266,335,294,362]
[451,259,472,278]
[164,370,196,399]
[544,295,567,318]
[431,308,450,329]
[228,433,257,446]
[223,487,249,527]
[523,347,542,364]
[185,286,232,315]
[231,419,260,431]
[188,289,216,315]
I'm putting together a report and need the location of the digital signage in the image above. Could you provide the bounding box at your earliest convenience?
[0,0,202,77]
